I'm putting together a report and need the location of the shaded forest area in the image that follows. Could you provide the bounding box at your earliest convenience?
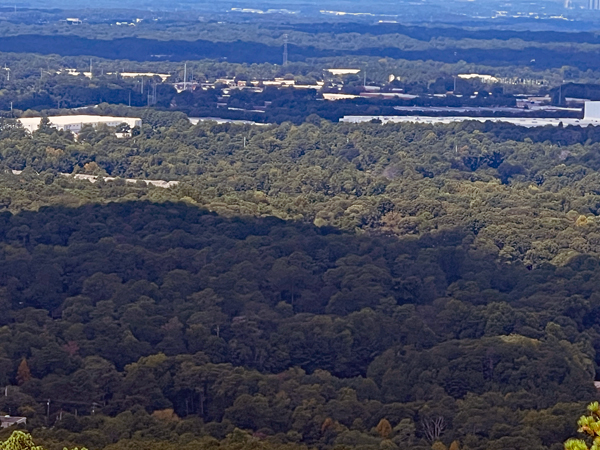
[0,201,596,450]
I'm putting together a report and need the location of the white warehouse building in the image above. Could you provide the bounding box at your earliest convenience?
[340,101,600,128]
[18,115,142,134]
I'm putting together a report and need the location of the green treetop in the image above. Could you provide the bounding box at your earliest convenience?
[565,402,600,450]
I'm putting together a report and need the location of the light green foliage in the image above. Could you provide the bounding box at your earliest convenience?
[0,431,87,450]
[565,403,600,450]
[0,432,43,450]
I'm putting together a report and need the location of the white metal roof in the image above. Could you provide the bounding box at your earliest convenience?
[339,115,600,128]
[18,115,141,132]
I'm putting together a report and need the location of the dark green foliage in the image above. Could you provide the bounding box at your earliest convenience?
[0,200,594,450]
[0,112,599,450]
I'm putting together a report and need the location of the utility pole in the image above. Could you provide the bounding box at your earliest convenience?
[141,77,144,94]
[129,91,131,107]
[183,63,187,91]
[89,59,92,78]
[46,399,50,425]
[283,34,288,66]
[559,84,562,105]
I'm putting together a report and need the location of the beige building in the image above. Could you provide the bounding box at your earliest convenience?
[18,115,142,134]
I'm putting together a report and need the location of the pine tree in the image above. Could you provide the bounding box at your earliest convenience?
[16,359,31,386]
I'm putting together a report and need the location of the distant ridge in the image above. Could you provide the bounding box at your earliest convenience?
[1,34,600,70]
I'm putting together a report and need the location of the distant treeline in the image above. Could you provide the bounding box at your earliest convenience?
[4,35,600,70]
[289,22,600,45]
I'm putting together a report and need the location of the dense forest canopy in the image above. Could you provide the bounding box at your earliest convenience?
[1,8,600,450]
[0,115,596,450]
[5,116,600,268]
[0,200,596,450]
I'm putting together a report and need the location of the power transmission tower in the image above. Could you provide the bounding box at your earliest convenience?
[283,34,288,66]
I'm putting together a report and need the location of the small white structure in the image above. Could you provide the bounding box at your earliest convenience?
[0,416,26,428]
[584,101,600,120]
[326,69,361,76]
[118,72,170,82]
[323,93,359,101]
[458,74,500,83]
[18,116,142,134]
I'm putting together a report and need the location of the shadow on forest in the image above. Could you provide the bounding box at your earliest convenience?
[0,201,597,449]
[0,199,593,322]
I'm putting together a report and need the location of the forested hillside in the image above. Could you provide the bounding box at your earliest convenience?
[0,117,598,450]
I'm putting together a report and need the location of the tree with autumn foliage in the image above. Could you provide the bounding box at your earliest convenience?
[376,419,392,439]
[16,360,31,386]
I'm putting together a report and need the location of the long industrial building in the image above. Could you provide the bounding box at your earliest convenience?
[18,115,142,133]
[340,101,600,128]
